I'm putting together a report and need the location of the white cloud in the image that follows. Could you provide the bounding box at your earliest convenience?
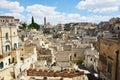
[77,0,120,13]
[25,4,115,24]
[26,4,66,24]
[0,0,24,13]
[26,4,61,17]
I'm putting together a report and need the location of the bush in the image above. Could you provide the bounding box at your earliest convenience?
[76,59,83,65]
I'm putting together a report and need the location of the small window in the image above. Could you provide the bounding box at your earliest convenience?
[14,43,17,49]
[12,58,14,63]
[0,62,4,69]
[6,33,8,40]
[5,45,10,52]
[117,27,120,30]
[70,55,72,61]
[94,59,96,62]
[8,58,11,64]
[14,32,15,35]
[74,53,76,57]
[90,58,92,61]
[108,62,112,74]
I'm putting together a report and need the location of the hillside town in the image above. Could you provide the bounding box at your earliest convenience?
[0,15,120,80]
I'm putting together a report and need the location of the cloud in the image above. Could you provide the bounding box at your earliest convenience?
[26,4,61,17]
[25,4,115,24]
[0,0,24,13]
[0,1,114,25]
[26,4,66,24]
[77,0,120,13]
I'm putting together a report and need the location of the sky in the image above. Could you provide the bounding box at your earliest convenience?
[0,0,120,25]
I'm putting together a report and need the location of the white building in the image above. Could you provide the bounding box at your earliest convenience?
[0,16,20,79]
[84,46,99,72]
[0,23,19,71]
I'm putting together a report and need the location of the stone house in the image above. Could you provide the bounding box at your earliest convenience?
[84,46,99,72]
[71,48,85,63]
[98,37,120,80]
[55,51,72,68]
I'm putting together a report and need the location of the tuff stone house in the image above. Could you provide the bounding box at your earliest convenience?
[84,46,99,72]
[98,37,120,80]
[0,16,20,79]
[0,17,19,69]
[55,51,72,68]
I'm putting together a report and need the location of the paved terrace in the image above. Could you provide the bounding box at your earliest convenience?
[22,68,89,80]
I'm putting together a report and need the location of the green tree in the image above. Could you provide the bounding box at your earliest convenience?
[32,16,35,28]
[19,22,27,30]
[28,16,40,30]
[76,59,83,65]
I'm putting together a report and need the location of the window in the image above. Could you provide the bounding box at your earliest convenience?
[5,33,8,40]
[70,55,72,61]
[90,58,92,61]
[0,62,4,69]
[14,32,15,35]
[12,58,14,63]
[74,53,76,57]
[108,62,112,74]
[14,43,17,49]
[118,27,119,30]
[8,58,11,64]
[5,45,10,52]
[94,59,96,62]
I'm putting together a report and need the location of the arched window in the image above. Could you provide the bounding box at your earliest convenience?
[5,45,10,52]
[6,33,8,40]
[0,62,4,69]
[14,43,17,49]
